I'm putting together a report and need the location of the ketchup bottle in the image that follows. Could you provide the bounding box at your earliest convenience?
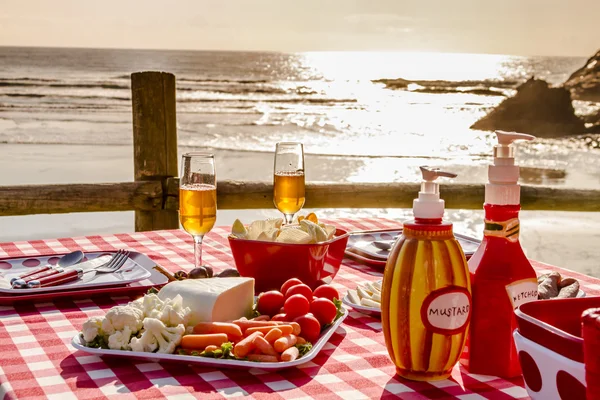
[460,131,538,378]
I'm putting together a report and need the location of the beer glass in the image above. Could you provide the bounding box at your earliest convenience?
[180,153,217,268]
[273,142,305,225]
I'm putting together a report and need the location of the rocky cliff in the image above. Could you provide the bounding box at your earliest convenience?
[563,49,600,102]
[471,78,585,137]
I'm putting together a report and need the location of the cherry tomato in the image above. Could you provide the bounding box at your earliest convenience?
[281,278,303,295]
[294,313,321,343]
[271,313,292,322]
[313,284,340,302]
[256,290,285,317]
[284,294,310,318]
[285,284,313,301]
[310,298,337,326]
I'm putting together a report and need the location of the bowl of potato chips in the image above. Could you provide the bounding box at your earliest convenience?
[228,213,349,293]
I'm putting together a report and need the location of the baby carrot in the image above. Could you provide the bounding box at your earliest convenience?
[247,354,279,362]
[252,315,271,321]
[204,345,218,352]
[181,333,228,350]
[233,319,278,332]
[296,336,307,345]
[253,335,278,357]
[193,322,243,339]
[281,346,300,362]
[246,325,293,336]
[290,322,301,336]
[274,334,297,353]
[233,331,263,358]
[264,328,283,343]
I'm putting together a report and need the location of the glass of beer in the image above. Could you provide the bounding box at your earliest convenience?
[273,142,305,225]
[179,153,217,269]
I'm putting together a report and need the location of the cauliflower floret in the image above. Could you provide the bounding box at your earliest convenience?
[129,318,184,354]
[101,305,143,335]
[82,316,105,343]
[108,327,133,350]
[158,295,191,327]
[139,293,165,319]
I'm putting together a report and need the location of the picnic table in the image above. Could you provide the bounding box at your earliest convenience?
[1,218,598,400]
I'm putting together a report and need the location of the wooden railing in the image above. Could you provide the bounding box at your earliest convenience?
[1,71,599,231]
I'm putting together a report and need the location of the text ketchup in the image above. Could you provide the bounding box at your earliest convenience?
[460,203,538,378]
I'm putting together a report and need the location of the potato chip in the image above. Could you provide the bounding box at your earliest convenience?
[256,228,279,242]
[276,228,313,244]
[231,219,248,239]
[306,212,318,223]
[299,220,328,243]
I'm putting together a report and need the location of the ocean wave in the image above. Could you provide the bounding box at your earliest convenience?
[0,81,129,90]
[178,78,269,84]
[413,87,506,96]
[177,86,288,95]
[373,78,521,89]
[2,93,130,101]
[177,97,357,104]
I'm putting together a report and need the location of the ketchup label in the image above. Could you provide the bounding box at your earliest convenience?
[421,286,472,335]
[484,218,520,242]
[505,278,538,309]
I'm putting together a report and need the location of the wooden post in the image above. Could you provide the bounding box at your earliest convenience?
[131,71,179,231]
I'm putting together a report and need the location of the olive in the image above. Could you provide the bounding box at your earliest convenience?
[215,268,240,278]
[174,270,188,280]
[188,267,209,279]
[204,266,214,278]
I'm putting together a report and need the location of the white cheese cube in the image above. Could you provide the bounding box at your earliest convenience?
[158,277,254,326]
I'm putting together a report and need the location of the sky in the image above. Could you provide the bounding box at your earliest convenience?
[1,0,599,56]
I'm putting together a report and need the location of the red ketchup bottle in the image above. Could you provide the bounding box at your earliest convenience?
[460,131,538,378]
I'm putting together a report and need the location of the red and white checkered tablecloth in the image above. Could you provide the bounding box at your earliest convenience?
[1,218,599,400]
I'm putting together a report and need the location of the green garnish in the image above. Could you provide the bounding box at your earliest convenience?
[198,342,235,359]
[296,342,313,357]
[147,287,159,295]
[83,333,109,349]
[333,298,344,321]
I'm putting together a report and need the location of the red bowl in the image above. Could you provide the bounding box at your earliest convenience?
[228,228,349,293]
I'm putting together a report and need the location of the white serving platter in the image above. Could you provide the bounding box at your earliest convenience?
[72,307,348,369]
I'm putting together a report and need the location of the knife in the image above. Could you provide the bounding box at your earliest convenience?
[13,255,113,288]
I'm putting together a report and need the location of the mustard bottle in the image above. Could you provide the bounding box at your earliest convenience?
[381,166,472,381]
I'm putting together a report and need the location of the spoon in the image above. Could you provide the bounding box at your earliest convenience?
[11,251,85,288]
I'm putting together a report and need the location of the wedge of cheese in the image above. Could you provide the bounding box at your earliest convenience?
[158,277,254,326]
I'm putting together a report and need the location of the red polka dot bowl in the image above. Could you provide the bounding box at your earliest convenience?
[514,297,600,400]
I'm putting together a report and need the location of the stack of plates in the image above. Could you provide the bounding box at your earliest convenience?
[345,228,481,269]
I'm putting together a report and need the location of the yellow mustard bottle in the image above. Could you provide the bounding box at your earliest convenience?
[381,166,472,381]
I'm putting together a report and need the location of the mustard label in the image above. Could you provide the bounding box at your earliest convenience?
[421,286,472,335]
[505,278,538,309]
[484,218,520,242]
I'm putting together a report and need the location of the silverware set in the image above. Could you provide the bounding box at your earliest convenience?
[11,250,130,289]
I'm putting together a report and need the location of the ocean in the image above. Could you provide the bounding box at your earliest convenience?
[1,46,599,188]
[2,47,600,276]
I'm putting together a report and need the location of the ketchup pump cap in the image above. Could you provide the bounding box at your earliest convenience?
[486,131,535,205]
[413,166,457,219]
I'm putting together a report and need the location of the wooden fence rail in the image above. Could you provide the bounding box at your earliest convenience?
[1,180,599,217]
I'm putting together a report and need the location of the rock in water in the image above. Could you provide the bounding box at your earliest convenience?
[564,49,600,102]
[470,78,585,137]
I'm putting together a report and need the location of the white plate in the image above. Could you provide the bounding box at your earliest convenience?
[342,290,585,318]
[0,252,152,294]
[72,307,349,369]
[342,294,381,318]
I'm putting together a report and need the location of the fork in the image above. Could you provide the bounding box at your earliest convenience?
[32,250,131,288]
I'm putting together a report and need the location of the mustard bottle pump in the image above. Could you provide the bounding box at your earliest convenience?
[381,166,472,381]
